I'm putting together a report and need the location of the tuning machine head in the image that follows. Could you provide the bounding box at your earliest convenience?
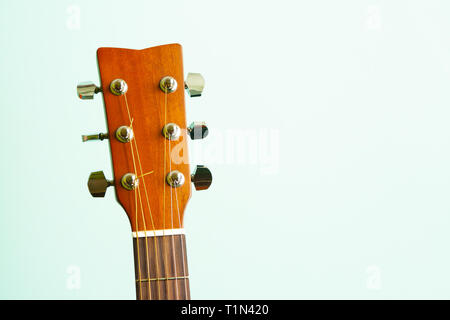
[77,81,101,100]
[191,165,212,191]
[82,132,108,142]
[88,171,114,197]
[185,73,205,97]
[188,122,209,140]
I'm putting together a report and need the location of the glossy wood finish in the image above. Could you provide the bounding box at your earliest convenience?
[97,44,191,232]
[133,235,190,300]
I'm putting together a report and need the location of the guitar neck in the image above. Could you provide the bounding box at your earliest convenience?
[132,232,190,300]
[79,44,211,300]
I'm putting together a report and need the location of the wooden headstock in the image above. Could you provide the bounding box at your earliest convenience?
[79,44,211,233]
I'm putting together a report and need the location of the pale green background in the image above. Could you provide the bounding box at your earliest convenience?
[1,0,450,299]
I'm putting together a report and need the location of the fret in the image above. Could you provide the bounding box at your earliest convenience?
[132,234,190,300]
[137,279,190,300]
[136,276,189,282]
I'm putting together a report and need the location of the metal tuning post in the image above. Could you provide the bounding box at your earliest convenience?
[191,165,212,191]
[160,76,177,93]
[110,79,128,96]
[77,81,101,100]
[185,73,205,97]
[115,126,134,143]
[121,173,139,191]
[88,171,114,197]
[167,170,185,188]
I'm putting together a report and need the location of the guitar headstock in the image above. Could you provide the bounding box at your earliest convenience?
[78,44,212,233]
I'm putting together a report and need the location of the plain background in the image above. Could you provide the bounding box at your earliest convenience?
[1,0,450,299]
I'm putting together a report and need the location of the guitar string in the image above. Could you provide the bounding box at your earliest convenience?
[139,171,154,178]
[126,118,151,300]
[135,183,152,298]
[133,178,143,299]
[167,87,185,299]
[128,117,163,299]
[124,94,162,299]
[125,97,162,299]
[130,144,162,299]
[126,119,144,300]
[162,90,171,299]
[168,139,180,299]
[127,116,142,298]
[174,184,188,298]
[123,87,180,299]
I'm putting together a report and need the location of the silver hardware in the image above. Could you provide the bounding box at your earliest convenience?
[191,165,212,190]
[121,173,139,191]
[110,79,128,96]
[184,73,205,97]
[162,123,181,141]
[77,81,101,100]
[115,126,134,143]
[187,122,209,140]
[82,132,108,142]
[88,171,114,197]
[159,76,177,93]
[166,170,185,188]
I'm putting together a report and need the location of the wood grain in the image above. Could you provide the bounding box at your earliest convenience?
[97,44,191,232]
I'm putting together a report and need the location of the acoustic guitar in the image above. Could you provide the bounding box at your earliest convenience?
[77,43,212,300]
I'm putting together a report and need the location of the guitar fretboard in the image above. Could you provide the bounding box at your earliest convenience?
[132,234,190,300]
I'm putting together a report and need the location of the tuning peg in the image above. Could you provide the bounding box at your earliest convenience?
[77,81,101,100]
[187,122,209,140]
[185,73,205,97]
[191,165,212,191]
[88,171,114,197]
[82,132,109,142]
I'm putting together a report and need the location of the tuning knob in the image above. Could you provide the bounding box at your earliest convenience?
[77,81,101,100]
[187,122,209,140]
[191,165,212,191]
[185,73,205,97]
[82,132,108,142]
[88,171,114,197]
